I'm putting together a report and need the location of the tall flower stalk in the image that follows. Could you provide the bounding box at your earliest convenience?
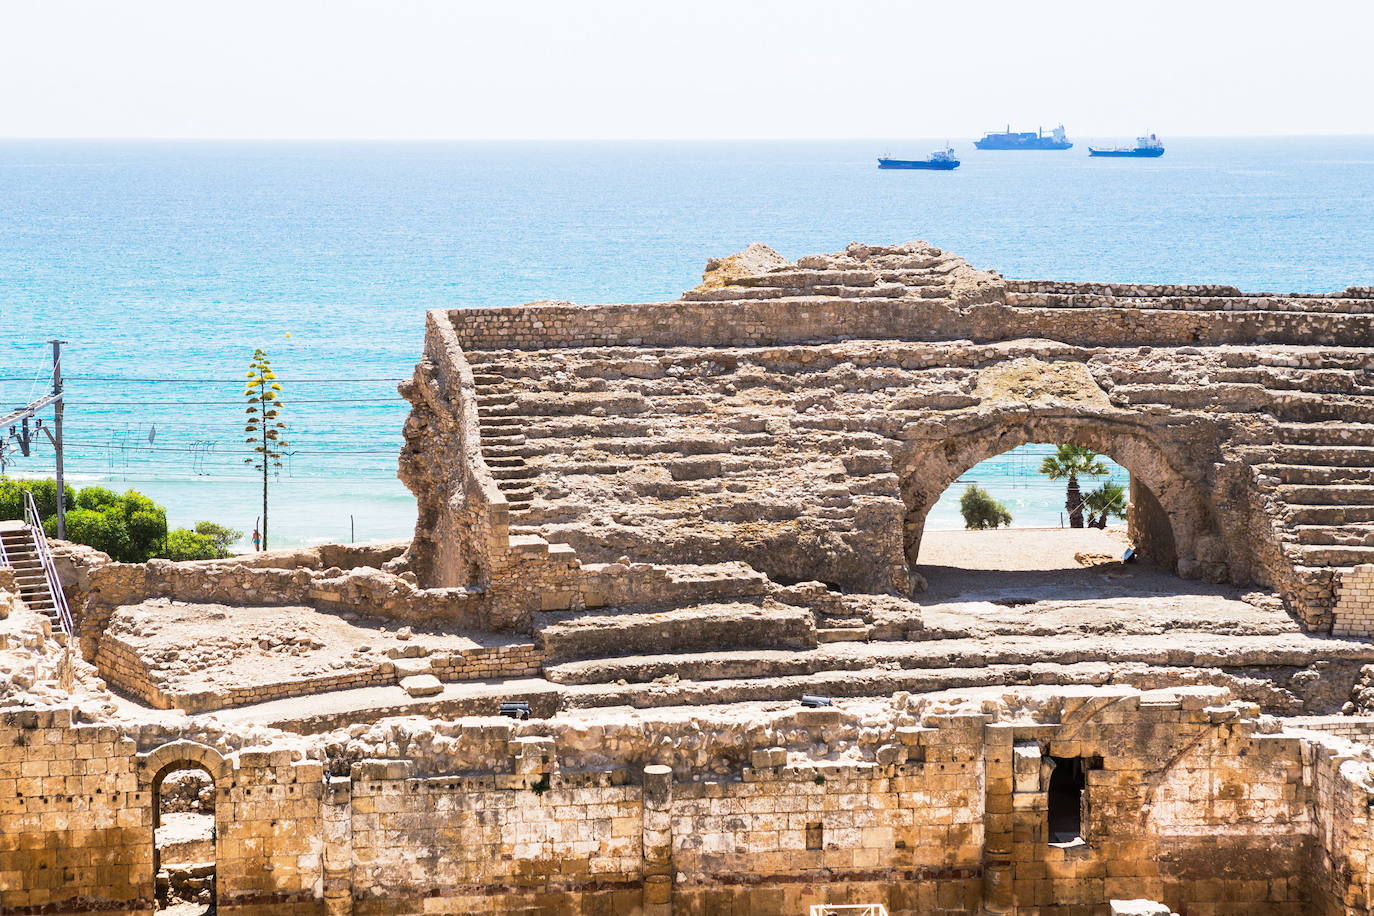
[244,350,288,551]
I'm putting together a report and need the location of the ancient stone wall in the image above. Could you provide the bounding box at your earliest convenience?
[397,316,509,589]
[401,241,1374,632]
[1332,565,1374,637]
[5,687,1374,915]
[436,295,1373,353]
[93,631,544,713]
[0,708,327,916]
[1128,477,1177,570]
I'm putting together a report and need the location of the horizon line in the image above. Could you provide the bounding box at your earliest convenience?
[1,132,1373,143]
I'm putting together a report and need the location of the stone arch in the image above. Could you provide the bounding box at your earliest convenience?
[138,741,227,911]
[138,740,229,792]
[895,409,1224,578]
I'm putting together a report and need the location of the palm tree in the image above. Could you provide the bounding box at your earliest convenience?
[1038,445,1110,528]
[1083,481,1128,529]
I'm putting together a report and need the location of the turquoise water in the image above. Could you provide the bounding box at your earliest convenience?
[1,137,1370,546]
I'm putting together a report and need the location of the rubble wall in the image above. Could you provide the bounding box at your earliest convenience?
[438,296,1373,352]
[397,315,509,589]
[6,689,1374,915]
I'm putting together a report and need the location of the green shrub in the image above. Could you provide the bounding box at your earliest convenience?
[1,476,238,562]
[959,484,1013,530]
[191,521,241,555]
[0,477,76,521]
[163,528,227,561]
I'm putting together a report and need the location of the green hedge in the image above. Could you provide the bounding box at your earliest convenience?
[0,478,240,562]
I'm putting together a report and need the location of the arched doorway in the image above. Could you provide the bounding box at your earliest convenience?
[153,764,216,913]
[138,742,228,915]
[894,413,1215,579]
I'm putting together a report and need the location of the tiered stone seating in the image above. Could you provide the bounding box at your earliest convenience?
[402,240,1374,635]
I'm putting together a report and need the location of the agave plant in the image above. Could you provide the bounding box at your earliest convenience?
[244,349,288,551]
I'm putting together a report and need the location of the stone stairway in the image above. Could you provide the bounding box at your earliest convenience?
[472,372,537,515]
[0,521,63,629]
[535,600,817,662]
[1240,424,1374,573]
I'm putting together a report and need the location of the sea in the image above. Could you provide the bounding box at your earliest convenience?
[1,136,1371,547]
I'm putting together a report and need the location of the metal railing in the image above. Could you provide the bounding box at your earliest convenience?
[22,491,74,636]
[809,907,889,916]
[0,527,9,569]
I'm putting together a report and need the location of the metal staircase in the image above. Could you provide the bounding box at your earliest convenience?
[0,492,74,635]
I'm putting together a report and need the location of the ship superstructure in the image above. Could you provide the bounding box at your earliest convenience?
[1089,133,1166,157]
[877,146,960,170]
[974,124,1072,150]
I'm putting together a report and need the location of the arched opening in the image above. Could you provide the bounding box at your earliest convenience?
[140,743,226,915]
[914,440,1182,602]
[896,416,1211,580]
[152,762,216,914]
[889,414,1253,632]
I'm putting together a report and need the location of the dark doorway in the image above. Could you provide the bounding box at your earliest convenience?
[1047,756,1085,844]
[153,765,215,914]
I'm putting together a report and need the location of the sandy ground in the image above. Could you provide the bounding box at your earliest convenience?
[914,527,1295,638]
[156,812,213,864]
[105,599,525,697]
[920,526,1131,573]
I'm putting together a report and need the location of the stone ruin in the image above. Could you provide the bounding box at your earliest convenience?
[4,239,1374,915]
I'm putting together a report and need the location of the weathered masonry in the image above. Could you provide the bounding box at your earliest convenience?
[399,241,1374,632]
[7,238,1374,916]
[6,685,1374,916]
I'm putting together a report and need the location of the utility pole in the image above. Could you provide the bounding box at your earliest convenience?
[0,343,67,537]
[50,341,65,540]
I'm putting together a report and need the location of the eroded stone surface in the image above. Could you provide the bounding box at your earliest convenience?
[6,239,1374,914]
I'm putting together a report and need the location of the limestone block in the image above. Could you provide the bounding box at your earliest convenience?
[399,675,442,697]
[1012,742,1042,794]
[1110,901,1175,916]
[750,747,786,768]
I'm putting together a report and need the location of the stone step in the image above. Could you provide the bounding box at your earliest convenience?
[546,649,834,686]
[816,626,871,644]
[480,434,527,446]
[1212,368,1374,393]
[1292,525,1374,547]
[480,444,536,458]
[1113,385,1374,423]
[1289,544,1374,567]
[1257,464,1374,486]
[1250,445,1374,467]
[544,633,1368,689]
[1286,505,1374,526]
[491,466,538,482]
[552,658,1314,713]
[1274,423,1374,446]
[484,455,527,468]
[476,402,522,415]
[536,602,816,661]
[1276,484,1374,506]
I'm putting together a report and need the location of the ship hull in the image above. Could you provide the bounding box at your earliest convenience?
[877,158,959,170]
[1089,147,1165,157]
[973,140,1073,150]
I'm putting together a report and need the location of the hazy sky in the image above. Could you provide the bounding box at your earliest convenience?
[5,0,1371,139]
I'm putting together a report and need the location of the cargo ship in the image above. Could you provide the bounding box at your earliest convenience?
[1089,133,1165,157]
[974,124,1072,150]
[877,147,960,170]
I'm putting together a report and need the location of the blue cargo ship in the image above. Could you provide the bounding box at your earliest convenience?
[877,147,960,170]
[974,124,1072,150]
[1089,133,1165,157]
